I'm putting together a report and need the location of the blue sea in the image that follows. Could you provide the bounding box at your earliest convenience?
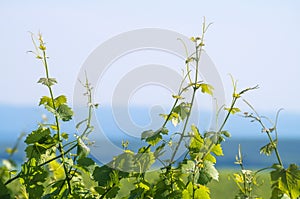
[0,105,299,169]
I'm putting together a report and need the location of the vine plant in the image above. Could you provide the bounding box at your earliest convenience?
[1,19,298,199]
[230,81,300,198]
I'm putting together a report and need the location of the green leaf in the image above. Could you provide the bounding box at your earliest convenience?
[260,140,277,156]
[181,160,196,174]
[204,161,219,181]
[113,151,134,172]
[39,96,52,107]
[37,77,57,87]
[106,186,120,198]
[25,128,51,144]
[160,112,180,126]
[154,143,166,158]
[182,182,193,199]
[221,131,231,138]
[93,165,113,187]
[141,128,168,146]
[24,128,56,160]
[77,137,90,158]
[77,157,95,169]
[198,161,219,185]
[146,132,162,146]
[194,185,210,199]
[134,151,155,173]
[224,107,241,114]
[172,94,184,99]
[61,132,69,140]
[56,104,73,121]
[199,83,214,96]
[203,153,216,164]
[189,125,204,159]
[182,189,192,199]
[211,144,224,156]
[44,104,59,117]
[173,102,191,121]
[20,159,49,198]
[0,180,10,199]
[54,95,67,107]
[168,190,184,199]
[271,164,300,199]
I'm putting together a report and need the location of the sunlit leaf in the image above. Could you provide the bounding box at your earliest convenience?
[224,107,241,114]
[199,83,214,96]
[54,95,67,107]
[172,94,184,99]
[194,185,210,199]
[39,96,52,107]
[211,144,224,156]
[49,160,65,180]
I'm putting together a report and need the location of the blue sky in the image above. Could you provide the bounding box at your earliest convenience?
[0,0,300,113]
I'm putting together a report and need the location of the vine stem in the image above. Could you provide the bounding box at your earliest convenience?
[41,47,72,194]
[201,96,238,160]
[243,99,283,167]
[169,32,205,164]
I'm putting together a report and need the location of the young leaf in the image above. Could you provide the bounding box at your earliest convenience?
[211,144,224,156]
[173,102,191,121]
[260,139,277,156]
[61,132,69,140]
[199,83,214,96]
[141,128,168,146]
[194,185,210,199]
[37,77,57,87]
[221,131,231,138]
[189,125,204,159]
[48,160,65,180]
[54,95,67,107]
[56,104,73,121]
[39,96,52,107]
[146,133,162,146]
[172,94,184,99]
[224,107,241,114]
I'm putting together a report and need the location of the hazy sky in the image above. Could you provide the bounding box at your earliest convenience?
[1,0,300,113]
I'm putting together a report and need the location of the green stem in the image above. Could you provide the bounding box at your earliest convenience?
[169,29,208,164]
[170,88,197,164]
[258,120,283,166]
[243,99,283,167]
[42,50,72,194]
[201,97,238,160]
[140,98,179,155]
